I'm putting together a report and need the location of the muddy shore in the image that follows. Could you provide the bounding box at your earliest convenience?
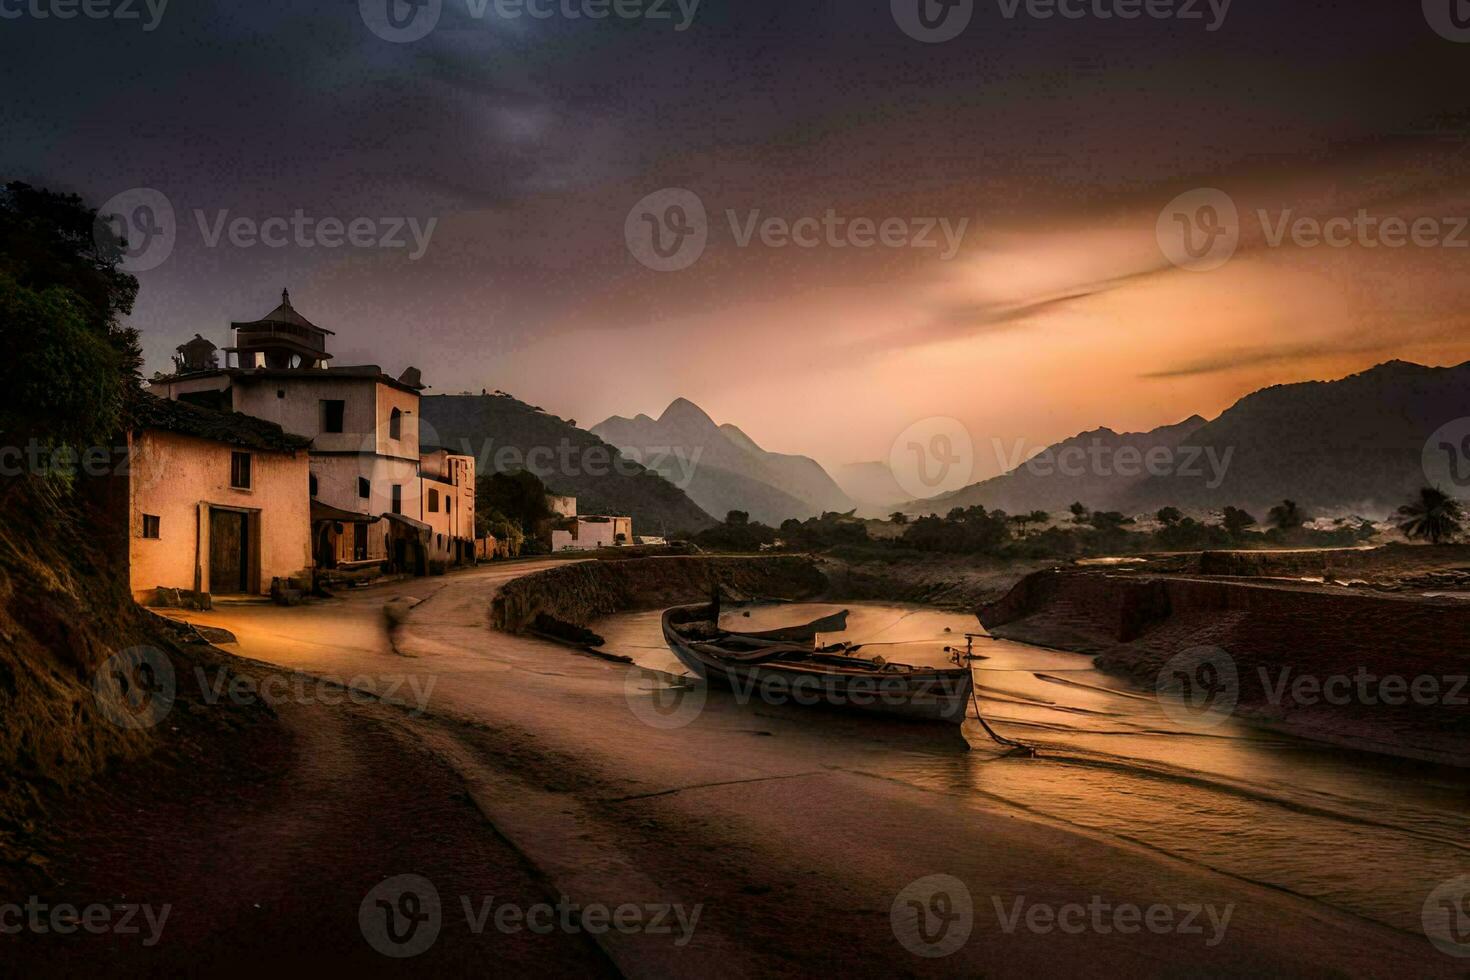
[8,553,1466,974]
[979,547,1470,764]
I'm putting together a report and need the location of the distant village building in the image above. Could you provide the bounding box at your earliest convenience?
[129,395,311,602]
[546,495,633,552]
[145,289,477,584]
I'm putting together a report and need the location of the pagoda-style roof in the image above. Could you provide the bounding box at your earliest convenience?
[230,288,335,336]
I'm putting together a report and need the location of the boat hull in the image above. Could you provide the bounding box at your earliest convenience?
[661,605,973,725]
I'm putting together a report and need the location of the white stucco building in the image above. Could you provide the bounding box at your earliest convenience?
[147,290,476,578]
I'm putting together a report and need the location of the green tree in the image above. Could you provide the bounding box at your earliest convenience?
[1397,487,1464,545]
[1156,506,1183,526]
[725,510,750,526]
[0,182,141,451]
[476,470,555,535]
[1222,506,1257,540]
[889,512,908,525]
[1069,501,1090,525]
[1268,499,1307,531]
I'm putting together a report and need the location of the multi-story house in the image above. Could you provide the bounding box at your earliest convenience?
[148,290,474,577]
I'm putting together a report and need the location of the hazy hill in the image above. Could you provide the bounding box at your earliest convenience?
[906,416,1209,517]
[420,393,717,534]
[1122,360,1470,516]
[901,360,1470,520]
[592,398,854,525]
[835,460,930,517]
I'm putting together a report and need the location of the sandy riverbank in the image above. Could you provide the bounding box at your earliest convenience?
[8,558,1448,975]
[979,548,1470,765]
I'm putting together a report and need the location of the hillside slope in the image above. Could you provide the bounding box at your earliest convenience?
[420,393,717,534]
[1122,360,1470,515]
[592,398,853,524]
[905,415,1209,516]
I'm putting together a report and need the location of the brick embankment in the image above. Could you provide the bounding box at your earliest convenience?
[490,555,828,634]
[979,565,1470,763]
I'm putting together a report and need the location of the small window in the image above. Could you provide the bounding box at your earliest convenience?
[309,474,318,497]
[391,485,402,515]
[230,451,252,489]
[446,496,452,513]
[141,514,160,539]
[389,407,402,440]
[276,389,285,399]
[322,399,345,433]
[428,488,439,513]
[358,477,370,499]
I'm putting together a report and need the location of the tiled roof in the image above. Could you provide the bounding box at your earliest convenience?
[132,393,311,453]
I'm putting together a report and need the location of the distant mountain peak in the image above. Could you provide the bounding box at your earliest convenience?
[659,397,715,428]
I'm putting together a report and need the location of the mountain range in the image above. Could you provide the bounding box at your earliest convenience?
[420,393,717,534]
[903,360,1470,519]
[591,399,855,526]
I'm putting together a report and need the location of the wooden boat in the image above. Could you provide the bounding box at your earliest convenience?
[660,600,974,724]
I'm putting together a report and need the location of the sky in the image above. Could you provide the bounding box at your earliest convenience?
[5,0,1469,479]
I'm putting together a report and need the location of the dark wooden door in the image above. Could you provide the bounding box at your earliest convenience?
[209,510,248,593]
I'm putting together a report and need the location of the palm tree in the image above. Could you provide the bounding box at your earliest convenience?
[1397,487,1464,545]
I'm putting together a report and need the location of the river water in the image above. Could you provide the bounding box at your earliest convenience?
[596,601,1470,942]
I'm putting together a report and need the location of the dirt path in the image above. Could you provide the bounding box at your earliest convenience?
[9,688,615,977]
[121,560,1455,977]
